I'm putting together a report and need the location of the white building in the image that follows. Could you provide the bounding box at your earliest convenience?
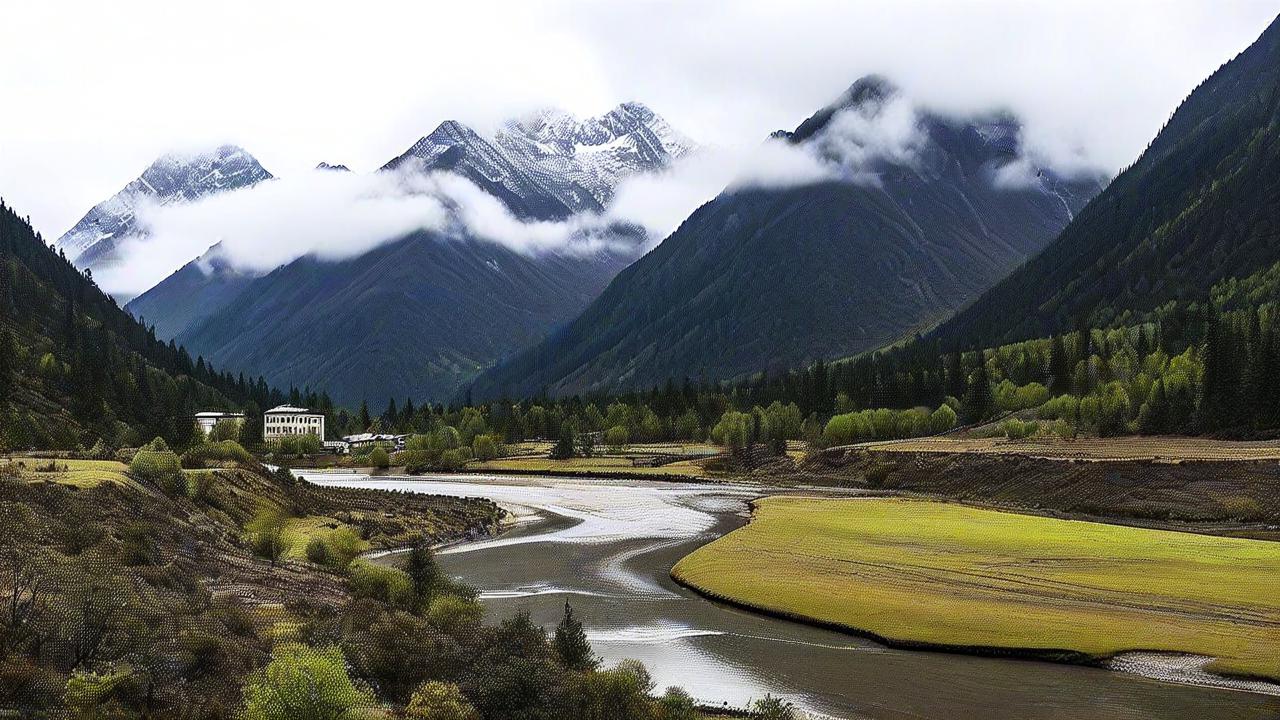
[194,410,245,436]
[263,405,326,441]
[342,432,408,451]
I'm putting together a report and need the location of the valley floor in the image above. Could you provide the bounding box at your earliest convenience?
[671,496,1280,686]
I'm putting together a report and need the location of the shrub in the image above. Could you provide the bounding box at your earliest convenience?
[426,594,483,635]
[130,437,183,493]
[347,560,415,610]
[246,507,291,564]
[438,447,473,471]
[368,446,390,469]
[406,681,479,720]
[1000,419,1039,440]
[240,643,374,720]
[472,434,500,461]
[181,440,254,469]
[306,529,363,570]
[64,669,143,719]
[604,425,629,452]
[207,419,241,443]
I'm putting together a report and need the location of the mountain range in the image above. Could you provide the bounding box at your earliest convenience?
[470,77,1105,400]
[121,103,692,404]
[931,12,1280,350]
[53,145,272,281]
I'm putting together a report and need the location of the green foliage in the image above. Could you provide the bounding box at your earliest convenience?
[549,432,577,460]
[347,560,415,610]
[272,433,323,456]
[246,507,291,564]
[406,681,480,720]
[821,406,940,446]
[752,695,797,720]
[181,439,254,469]
[240,643,374,720]
[306,528,363,570]
[207,419,241,442]
[553,601,596,671]
[1000,419,1039,440]
[128,437,182,493]
[368,445,390,469]
[472,434,500,461]
[604,425,629,452]
[64,668,141,719]
[425,594,483,636]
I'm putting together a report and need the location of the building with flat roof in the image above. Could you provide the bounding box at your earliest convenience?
[263,405,326,442]
[193,410,245,436]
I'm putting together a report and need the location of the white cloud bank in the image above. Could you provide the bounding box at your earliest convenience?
[99,87,1061,297]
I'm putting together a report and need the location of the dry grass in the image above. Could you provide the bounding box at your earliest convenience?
[281,515,371,561]
[848,435,1280,462]
[673,497,1280,680]
[5,456,142,489]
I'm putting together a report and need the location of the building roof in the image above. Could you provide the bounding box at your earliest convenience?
[265,404,320,415]
[342,433,406,443]
[194,410,245,418]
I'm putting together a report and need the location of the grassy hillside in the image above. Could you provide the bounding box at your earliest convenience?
[673,497,1280,681]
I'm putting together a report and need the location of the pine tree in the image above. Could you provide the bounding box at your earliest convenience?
[406,541,439,600]
[0,329,13,404]
[552,601,596,671]
[962,358,995,424]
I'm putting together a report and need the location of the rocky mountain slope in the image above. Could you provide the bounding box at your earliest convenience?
[54,145,271,275]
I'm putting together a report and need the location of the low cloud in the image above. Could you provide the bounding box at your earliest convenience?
[98,86,1093,298]
[97,169,451,296]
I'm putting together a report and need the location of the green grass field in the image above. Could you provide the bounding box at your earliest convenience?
[672,497,1280,680]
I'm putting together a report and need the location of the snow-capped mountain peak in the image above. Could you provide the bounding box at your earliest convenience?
[55,144,271,269]
[383,103,696,220]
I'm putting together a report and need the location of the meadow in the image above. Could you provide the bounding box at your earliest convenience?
[672,497,1280,680]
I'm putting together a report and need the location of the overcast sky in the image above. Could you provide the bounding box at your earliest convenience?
[2,0,1278,242]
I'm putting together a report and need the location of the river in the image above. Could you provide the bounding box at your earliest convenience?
[302,472,1280,720]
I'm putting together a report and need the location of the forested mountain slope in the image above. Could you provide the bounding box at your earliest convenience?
[0,200,279,449]
[933,13,1280,349]
[471,77,1102,400]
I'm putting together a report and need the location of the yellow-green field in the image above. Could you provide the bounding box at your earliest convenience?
[281,515,371,561]
[672,497,1280,680]
[5,457,141,489]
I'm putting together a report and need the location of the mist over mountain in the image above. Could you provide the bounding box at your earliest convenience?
[125,104,694,405]
[53,145,271,298]
[470,76,1106,400]
[929,14,1280,350]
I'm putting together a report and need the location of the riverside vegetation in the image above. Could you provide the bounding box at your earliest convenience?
[0,440,798,719]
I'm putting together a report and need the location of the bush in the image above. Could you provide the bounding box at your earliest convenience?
[241,643,374,720]
[246,507,291,564]
[1000,419,1039,440]
[347,560,415,610]
[181,440,254,469]
[604,425,629,452]
[406,681,479,720]
[129,437,183,493]
[426,594,483,635]
[472,434,500,461]
[438,447,473,471]
[306,529,363,570]
[368,446,390,469]
[207,419,241,443]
